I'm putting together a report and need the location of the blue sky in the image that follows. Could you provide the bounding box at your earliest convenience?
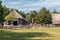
[2,0,60,13]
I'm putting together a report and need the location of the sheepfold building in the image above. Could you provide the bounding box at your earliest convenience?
[51,13,60,25]
[5,9,27,25]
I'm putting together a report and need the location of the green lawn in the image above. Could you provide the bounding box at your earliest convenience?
[0,27,60,40]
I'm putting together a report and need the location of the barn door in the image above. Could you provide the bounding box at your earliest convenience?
[13,21,17,25]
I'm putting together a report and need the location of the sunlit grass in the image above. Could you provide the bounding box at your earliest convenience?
[0,27,60,40]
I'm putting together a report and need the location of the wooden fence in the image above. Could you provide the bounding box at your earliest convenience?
[1,24,56,29]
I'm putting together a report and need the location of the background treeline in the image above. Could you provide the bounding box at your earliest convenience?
[0,0,58,24]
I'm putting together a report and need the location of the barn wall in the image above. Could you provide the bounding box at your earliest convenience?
[12,18,19,24]
[52,14,60,24]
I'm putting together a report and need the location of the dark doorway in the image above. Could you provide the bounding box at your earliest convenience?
[13,21,17,25]
[8,21,11,25]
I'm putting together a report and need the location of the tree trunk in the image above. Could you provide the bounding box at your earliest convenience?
[32,18,34,23]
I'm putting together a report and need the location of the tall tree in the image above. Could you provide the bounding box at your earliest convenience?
[25,13,32,23]
[0,0,4,23]
[3,6,10,18]
[19,11,26,18]
[30,11,37,23]
[37,7,52,24]
[53,9,57,13]
[25,10,37,23]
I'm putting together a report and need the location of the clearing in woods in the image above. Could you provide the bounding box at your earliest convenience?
[0,27,60,40]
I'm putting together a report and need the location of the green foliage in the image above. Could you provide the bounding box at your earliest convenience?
[25,13,32,23]
[0,0,10,22]
[53,9,57,13]
[25,8,52,24]
[0,14,4,23]
[3,6,10,17]
[37,7,52,24]
[25,10,37,23]
[19,11,26,18]
[5,14,14,21]
[0,0,4,23]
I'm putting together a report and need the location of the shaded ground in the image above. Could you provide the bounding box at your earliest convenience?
[0,27,60,40]
[0,30,53,40]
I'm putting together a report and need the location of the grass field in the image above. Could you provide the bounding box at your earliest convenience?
[0,27,60,40]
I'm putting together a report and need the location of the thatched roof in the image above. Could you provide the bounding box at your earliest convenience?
[51,14,60,24]
[5,9,23,18]
[5,9,24,21]
[8,9,23,18]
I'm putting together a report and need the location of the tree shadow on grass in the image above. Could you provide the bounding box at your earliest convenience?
[0,30,53,40]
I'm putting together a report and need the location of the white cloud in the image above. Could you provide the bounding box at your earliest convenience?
[26,0,60,8]
[10,2,20,5]
[42,0,60,8]
[2,0,60,12]
[18,0,60,9]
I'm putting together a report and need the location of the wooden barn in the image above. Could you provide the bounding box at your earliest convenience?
[51,13,60,25]
[4,9,27,25]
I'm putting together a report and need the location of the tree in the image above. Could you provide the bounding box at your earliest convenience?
[25,13,32,23]
[53,9,57,13]
[37,7,52,24]
[29,11,37,23]
[25,10,37,23]
[19,11,26,18]
[5,14,14,21]
[0,0,4,23]
[3,6,10,17]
